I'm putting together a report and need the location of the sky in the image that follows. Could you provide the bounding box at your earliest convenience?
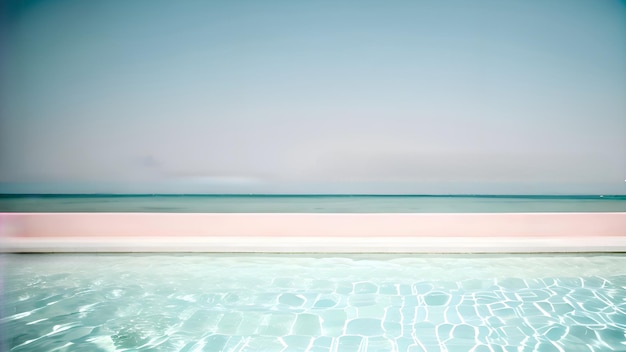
[0,0,625,194]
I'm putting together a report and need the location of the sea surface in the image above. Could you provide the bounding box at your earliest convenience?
[1,194,626,213]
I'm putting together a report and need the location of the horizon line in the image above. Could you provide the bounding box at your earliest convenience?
[1,193,625,197]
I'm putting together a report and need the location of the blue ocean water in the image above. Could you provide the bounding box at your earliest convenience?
[0,194,625,213]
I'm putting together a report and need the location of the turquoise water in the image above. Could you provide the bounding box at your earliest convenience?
[1,195,626,213]
[2,254,625,351]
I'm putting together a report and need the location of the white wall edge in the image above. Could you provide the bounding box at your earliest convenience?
[3,236,626,253]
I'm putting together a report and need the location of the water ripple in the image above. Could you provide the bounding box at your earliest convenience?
[2,254,626,351]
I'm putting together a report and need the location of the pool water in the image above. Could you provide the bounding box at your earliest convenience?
[1,254,625,351]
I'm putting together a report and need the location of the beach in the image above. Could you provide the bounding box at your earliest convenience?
[2,212,625,253]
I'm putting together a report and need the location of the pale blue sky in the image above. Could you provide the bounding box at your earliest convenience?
[1,0,625,194]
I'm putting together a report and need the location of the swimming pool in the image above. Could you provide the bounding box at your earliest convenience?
[2,254,625,351]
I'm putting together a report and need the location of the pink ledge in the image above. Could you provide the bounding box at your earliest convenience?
[2,212,625,238]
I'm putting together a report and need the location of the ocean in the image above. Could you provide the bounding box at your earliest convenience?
[1,194,626,213]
